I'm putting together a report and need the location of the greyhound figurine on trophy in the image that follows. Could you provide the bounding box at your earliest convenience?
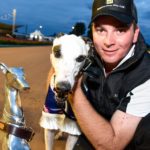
[0,62,35,150]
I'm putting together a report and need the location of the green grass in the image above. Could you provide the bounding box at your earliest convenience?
[0,37,52,46]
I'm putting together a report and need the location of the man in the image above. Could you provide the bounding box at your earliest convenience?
[70,0,150,149]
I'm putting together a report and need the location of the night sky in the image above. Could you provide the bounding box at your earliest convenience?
[0,0,150,43]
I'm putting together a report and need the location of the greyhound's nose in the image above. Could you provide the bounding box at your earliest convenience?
[55,81,71,93]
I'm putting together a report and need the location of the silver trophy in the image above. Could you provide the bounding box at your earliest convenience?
[0,63,34,150]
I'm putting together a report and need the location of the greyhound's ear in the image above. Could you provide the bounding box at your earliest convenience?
[55,32,65,38]
[81,36,93,52]
[80,36,88,43]
[52,32,65,45]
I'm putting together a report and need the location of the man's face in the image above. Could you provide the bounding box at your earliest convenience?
[92,16,139,71]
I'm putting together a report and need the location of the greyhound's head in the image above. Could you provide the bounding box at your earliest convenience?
[6,67,30,91]
[50,34,90,103]
[0,63,30,91]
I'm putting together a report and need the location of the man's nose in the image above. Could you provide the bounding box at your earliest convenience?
[104,33,115,47]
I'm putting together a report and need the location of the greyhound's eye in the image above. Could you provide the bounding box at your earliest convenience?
[76,55,86,62]
[53,45,61,58]
[54,49,61,58]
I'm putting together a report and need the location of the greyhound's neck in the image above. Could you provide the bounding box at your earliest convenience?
[2,85,24,125]
[50,73,55,91]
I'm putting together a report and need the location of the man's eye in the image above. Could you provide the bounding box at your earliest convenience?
[76,55,86,62]
[95,27,106,35]
[116,27,128,34]
[96,27,103,32]
[117,28,124,33]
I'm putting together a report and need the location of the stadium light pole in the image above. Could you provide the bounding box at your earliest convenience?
[12,9,16,35]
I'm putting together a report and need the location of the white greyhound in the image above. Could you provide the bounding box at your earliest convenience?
[40,34,90,150]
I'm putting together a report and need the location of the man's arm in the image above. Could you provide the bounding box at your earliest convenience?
[70,78,142,150]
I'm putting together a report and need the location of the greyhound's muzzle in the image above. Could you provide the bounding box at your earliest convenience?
[54,81,71,105]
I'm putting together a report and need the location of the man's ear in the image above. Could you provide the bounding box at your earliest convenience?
[133,25,140,43]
